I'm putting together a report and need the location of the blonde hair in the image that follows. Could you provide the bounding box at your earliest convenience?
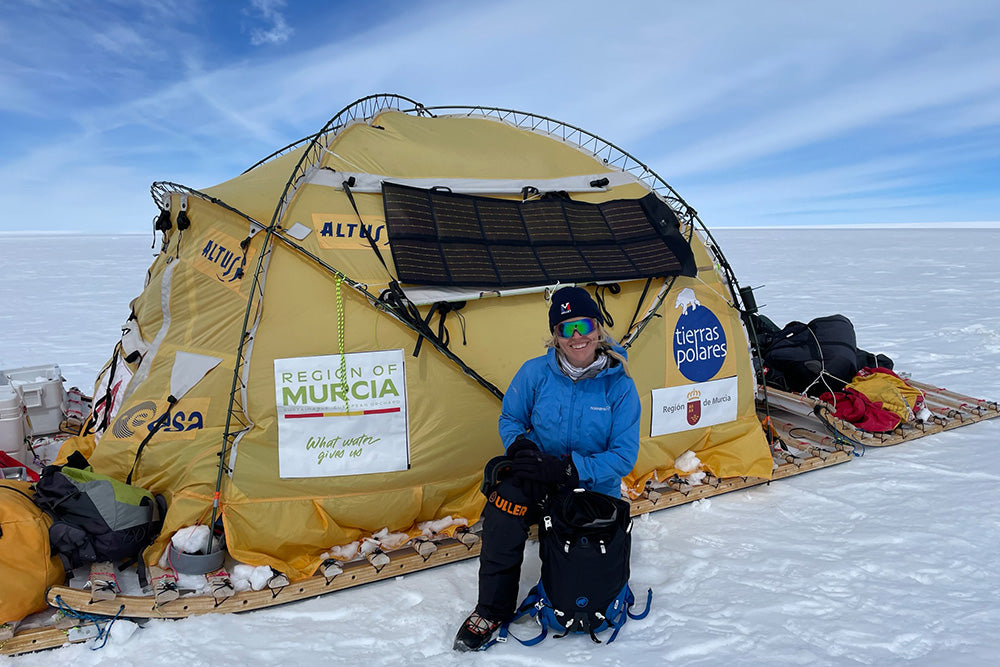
[545,323,632,378]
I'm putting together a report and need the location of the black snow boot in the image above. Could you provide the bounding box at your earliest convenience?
[453,611,500,652]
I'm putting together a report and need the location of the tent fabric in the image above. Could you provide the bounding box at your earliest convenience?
[81,101,772,580]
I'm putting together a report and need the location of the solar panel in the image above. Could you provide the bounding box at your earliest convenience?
[382,182,696,287]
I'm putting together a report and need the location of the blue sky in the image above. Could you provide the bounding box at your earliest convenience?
[1,0,998,232]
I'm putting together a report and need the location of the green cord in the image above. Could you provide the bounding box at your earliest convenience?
[335,275,348,413]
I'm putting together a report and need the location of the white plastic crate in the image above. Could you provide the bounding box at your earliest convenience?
[0,414,26,459]
[0,384,20,412]
[1,364,66,436]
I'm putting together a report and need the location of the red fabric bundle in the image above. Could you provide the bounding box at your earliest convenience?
[819,387,901,432]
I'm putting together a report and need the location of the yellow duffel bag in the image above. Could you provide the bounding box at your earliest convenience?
[1,480,65,624]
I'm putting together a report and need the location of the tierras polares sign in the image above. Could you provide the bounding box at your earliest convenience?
[273,350,409,478]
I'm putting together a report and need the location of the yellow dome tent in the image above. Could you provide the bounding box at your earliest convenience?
[79,95,772,581]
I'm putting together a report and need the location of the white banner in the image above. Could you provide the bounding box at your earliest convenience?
[650,376,739,437]
[273,350,409,478]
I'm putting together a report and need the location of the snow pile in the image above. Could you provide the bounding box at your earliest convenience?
[324,541,359,561]
[674,450,707,485]
[168,525,210,555]
[230,564,275,592]
[364,528,410,552]
[321,519,470,565]
[417,515,468,538]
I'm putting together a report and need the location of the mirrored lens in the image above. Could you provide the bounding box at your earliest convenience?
[557,318,596,338]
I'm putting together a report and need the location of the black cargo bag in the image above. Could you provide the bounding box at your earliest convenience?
[759,314,860,395]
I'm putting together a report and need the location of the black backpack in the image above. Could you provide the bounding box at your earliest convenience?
[31,452,166,572]
[750,312,894,396]
[758,314,860,395]
[497,489,651,646]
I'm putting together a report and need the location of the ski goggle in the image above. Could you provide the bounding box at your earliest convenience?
[555,318,598,338]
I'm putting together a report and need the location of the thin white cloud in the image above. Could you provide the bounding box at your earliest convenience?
[90,23,149,56]
[658,53,1000,179]
[682,153,1000,227]
[245,0,292,46]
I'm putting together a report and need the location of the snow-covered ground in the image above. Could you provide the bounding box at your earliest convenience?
[2,228,998,666]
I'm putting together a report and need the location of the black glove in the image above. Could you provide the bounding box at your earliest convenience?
[510,451,579,490]
[506,441,547,502]
[505,434,539,460]
[510,475,548,504]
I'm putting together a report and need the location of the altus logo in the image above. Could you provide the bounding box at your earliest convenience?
[320,221,387,244]
[313,213,389,249]
[200,239,243,282]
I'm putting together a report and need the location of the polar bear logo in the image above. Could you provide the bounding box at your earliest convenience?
[674,287,701,315]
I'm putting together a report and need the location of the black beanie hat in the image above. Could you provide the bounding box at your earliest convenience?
[548,286,603,332]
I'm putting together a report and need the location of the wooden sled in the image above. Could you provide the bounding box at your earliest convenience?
[3,452,849,656]
[758,379,999,449]
[3,379,995,657]
[37,454,848,623]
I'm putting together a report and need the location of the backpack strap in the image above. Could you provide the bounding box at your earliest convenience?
[627,587,653,621]
[126,492,169,588]
[489,586,548,648]
[556,613,599,642]
[495,618,547,648]
[595,586,654,645]
[601,588,634,644]
[605,609,626,644]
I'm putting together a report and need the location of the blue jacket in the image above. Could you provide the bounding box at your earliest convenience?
[498,346,641,497]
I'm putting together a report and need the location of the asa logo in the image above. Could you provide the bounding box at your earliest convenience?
[313,213,389,250]
[161,410,205,434]
[673,288,728,382]
[109,398,209,441]
[112,401,158,439]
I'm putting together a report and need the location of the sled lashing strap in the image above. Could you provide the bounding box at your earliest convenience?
[381,182,697,287]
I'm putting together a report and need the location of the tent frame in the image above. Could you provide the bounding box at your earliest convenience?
[152,94,758,550]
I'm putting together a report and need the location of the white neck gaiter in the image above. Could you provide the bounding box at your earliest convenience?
[558,351,609,381]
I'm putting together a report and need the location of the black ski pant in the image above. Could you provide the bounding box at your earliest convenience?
[475,476,543,622]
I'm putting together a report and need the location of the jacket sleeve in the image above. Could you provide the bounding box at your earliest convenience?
[570,375,641,488]
[497,362,535,450]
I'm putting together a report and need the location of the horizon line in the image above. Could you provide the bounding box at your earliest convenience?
[3,221,1000,236]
